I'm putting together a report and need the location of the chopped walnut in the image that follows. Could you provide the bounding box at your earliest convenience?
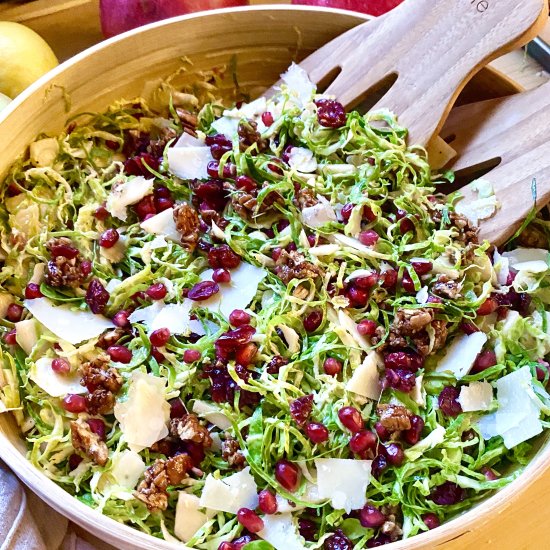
[431,320,448,351]
[238,120,267,153]
[275,250,323,285]
[176,109,198,133]
[45,238,87,288]
[376,404,412,432]
[231,191,258,220]
[86,389,116,416]
[70,418,109,466]
[432,274,461,299]
[135,454,193,511]
[395,308,435,334]
[449,212,478,244]
[97,328,126,350]
[170,414,212,448]
[80,354,123,415]
[380,504,403,542]
[221,436,246,469]
[173,203,200,251]
[294,186,318,209]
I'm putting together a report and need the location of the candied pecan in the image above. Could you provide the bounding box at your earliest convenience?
[176,108,198,133]
[70,418,109,466]
[450,212,478,244]
[80,354,123,414]
[173,203,200,251]
[431,320,448,351]
[46,256,86,288]
[86,389,116,415]
[97,328,126,350]
[146,127,177,157]
[238,119,267,152]
[221,436,246,469]
[517,225,547,248]
[432,274,461,299]
[394,308,434,335]
[294,186,318,209]
[376,404,412,432]
[170,414,212,448]
[231,191,258,220]
[275,250,323,285]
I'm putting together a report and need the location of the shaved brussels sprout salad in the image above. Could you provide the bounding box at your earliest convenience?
[1,62,550,550]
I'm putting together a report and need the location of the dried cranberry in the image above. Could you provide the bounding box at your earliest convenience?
[323,529,352,550]
[438,386,462,417]
[460,321,479,335]
[359,504,386,528]
[338,406,363,433]
[154,186,172,200]
[6,303,23,323]
[208,245,241,269]
[266,355,288,374]
[112,310,130,328]
[349,430,377,454]
[384,351,423,372]
[183,349,201,363]
[62,394,87,413]
[306,422,329,444]
[81,260,92,277]
[216,325,256,351]
[411,260,433,275]
[25,283,43,299]
[169,398,185,419]
[403,415,425,445]
[272,247,283,262]
[399,217,415,234]
[430,481,466,505]
[212,268,231,284]
[235,175,256,193]
[124,152,159,176]
[385,368,416,393]
[371,454,388,479]
[363,204,377,222]
[146,282,167,300]
[50,242,80,259]
[87,418,106,440]
[235,343,258,366]
[52,358,71,375]
[207,160,236,179]
[85,279,110,314]
[236,508,264,533]
[155,196,174,212]
[401,272,416,293]
[99,228,119,248]
[536,360,550,382]
[380,269,398,290]
[471,350,497,373]
[188,281,219,301]
[366,534,392,547]
[359,230,379,246]
[150,328,170,347]
[323,357,342,376]
[68,454,83,470]
[290,394,313,425]
[107,345,133,364]
[422,513,440,530]
[229,309,251,327]
[315,99,346,128]
[303,310,323,332]
[357,319,377,336]
[4,329,17,346]
[354,272,379,289]
[194,179,228,211]
[275,460,300,492]
[482,466,499,480]
[477,297,498,316]
[298,519,317,541]
[384,442,404,466]
[133,195,156,220]
[341,203,354,221]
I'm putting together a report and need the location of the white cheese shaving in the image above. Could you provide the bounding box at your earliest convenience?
[114,372,170,453]
[315,458,371,513]
[174,132,204,147]
[210,116,240,138]
[511,260,548,273]
[30,357,85,397]
[110,450,145,490]
[129,300,193,335]
[192,400,231,430]
[458,381,493,412]
[24,298,113,345]
[258,513,305,550]
[14,319,38,355]
[301,197,337,229]
[346,351,382,400]
[100,232,127,263]
[167,146,214,180]
[435,332,487,379]
[492,249,510,286]
[344,269,375,283]
[337,309,370,352]
[140,207,180,242]
[416,286,429,305]
[277,324,300,354]
[199,467,258,514]
[288,147,317,173]
[280,63,316,106]
[404,424,446,461]
[106,176,154,221]
[30,138,59,167]
[174,493,209,543]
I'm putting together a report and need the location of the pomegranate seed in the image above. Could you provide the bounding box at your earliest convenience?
[258,489,278,514]
[207,161,236,179]
[536,360,549,382]
[471,350,497,373]
[384,351,423,372]
[430,481,466,505]
[99,228,119,248]
[169,398,185,419]
[150,328,170,347]
[347,286,369,307]
[403,415,425,445]
[349,430,377,454]
[107,345,133,364]
[374,421,390,441]
[338,406,363,433]
[51,358,71,375]
[154,186,172,199]
[183,349,201,363]
[341,203,354,222]
[272,247,283,262]
[477,297,498,316]
[290,394,313,425]
[411,260,433,275]
[155,197,174,212]
[146,282,167,300]
[384,442,404,466]
[358,230,379,246]
[68,454,83,470]
[274,459,300,491]
[6,303,23,322]
[133,195,156,220]
[323,357,342,376]
[208,245,241,269]
[188,281,219,301]
[460,321,479,335]
[151,347,165,363]
[4,329,17,345]
[359,504,386,528]
[401,272,415,293]
[261,112,274,126]
[422,513,440,530]
[87,418,106,440]
[399,217,415,234]
[235,175,256,193]
[357,319,377,336]
[303,310,323,332]
[363,205,377,222]
[371,454,388,479]
[25,283,43,299]
[354,272,379,289]
[228,310,251,329]
[315,99,346,128]
[380,269,398,290]
[131,291,147,304]
[232,536,253,550]
[81,260,92,277]
[324,530,352,550]
[94,205,109,220]
[286,242,297,252]
[85,279,110,314]
[306,422,329,444]
[112,310,130,328]
[438,386,462,417]
[50,243,79,259]
[298,519,317,541]
[62,394,87,413]
[236,508,264,533]
[307,234,317,247]
[235,343,258,366]
[385,368,416,393]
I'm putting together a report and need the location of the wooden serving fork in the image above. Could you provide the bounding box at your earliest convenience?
[440,80,550,245]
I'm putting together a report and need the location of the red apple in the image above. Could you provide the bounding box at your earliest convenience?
[100,0,250,37]
[291,0,404,17]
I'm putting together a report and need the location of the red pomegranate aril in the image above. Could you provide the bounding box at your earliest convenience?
[183,349,201,363]
[112,310,130,328]
[107,345,133,364]
[155,196,174,212]
[212,268,230,284]
[357,319,377,336]
[324,530,352,550]
[85,279,110,314]
[347,286,369,307]
[208,245,241,269]
[323,357,342,376]
[274,459,300,492]
[477,297,498,316]
[6,303,23,322]
[374,421,390,441]
[411,260,433,275]
[150,328,170,347]
[401,272,415,293]
[229,309,251,327]
[62,394,87,413]
[99,228,119,248]
[403,415,425,445]
[306,422,329,444]
[338,406,363,433]
[536,360,550,382]
[384,351,424,372]
[430,481,466,505]
[384,442,404,466]
[235,343,258,366]
[399,217,415,234]
[354,272,379,289]
[349,430,377,454]
[341,203,354,222]
[146,282,167,300]
[87,418,106,440]
[303,310,323,332]
[272,247,283,262]
[169,398,185,419]
[438,386,462,417]
[4,329,17,346]
[25,283,43,299]
[237,508,264,533]
[359,504,386,528]
[261,111,274,126]
[151,347,165,363]
[422,513,440,530]
[50,243,80,259]
[315,99,346,128]
[472,350,497,373]
[460,321,479,335]
[51,358,71,375]
[258,489,278,514]
[235,174,257,193]
[363,204,377,222]
[371,454,388,479]
[133,195,156,220]
[381,269,398,290]
[154,186,172,200]
[358,230,379,246]
[94,205,109,221]
[188,281,219,301]
[290,394,313,425]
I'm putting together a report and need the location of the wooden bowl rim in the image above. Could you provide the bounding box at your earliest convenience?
[0,5,534,549]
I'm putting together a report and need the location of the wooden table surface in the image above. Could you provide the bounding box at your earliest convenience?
[1,1,549,549]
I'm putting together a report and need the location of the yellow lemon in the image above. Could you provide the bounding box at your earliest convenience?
[0,22,58,99]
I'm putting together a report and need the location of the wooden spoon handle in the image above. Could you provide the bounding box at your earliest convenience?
[300,0,548,145]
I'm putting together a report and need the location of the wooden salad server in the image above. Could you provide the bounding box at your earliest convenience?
[440,79,550,246]
[293,0,548,147]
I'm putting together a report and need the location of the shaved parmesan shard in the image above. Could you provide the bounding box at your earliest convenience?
[346,351,382,400]
[168,146,213,180]
[337,309,370,352]
[30,357,85,397]
[258,513,305,550]
[301,198,337,228]
[288,147,317,173]
[492,250,510,286]
[100,232,127,263]
[114,372,170,453]
[140,207,180,242]
[197,262,267,319]
[281,63,316,106]
[458,381,493,412]
[192,400,231,430]
[175,132,203,148]
[199,467,258,514]
[315,458,371,513]
[404,424,446,461]
[277,324,300,354]
[129,301,193,335]
[110,450,145,489]
[456,178,499,226]
[24,298,113,345]
[15,319,38,355]
[435,332,487,379]
[106,176,154,221]
[174,493,209,543]
[211,116,239,138]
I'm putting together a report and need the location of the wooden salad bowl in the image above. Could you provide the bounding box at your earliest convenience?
[0,6,543,550]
